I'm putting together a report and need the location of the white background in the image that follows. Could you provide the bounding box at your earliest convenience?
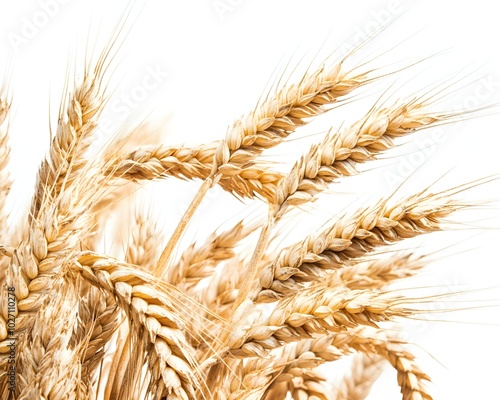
[1,1,500,399]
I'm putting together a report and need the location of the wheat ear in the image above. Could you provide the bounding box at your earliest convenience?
[333,353,385,400]
[225,286,417,358]
[230,332,379,399]
[31,55,109,219]
[334,326,432,400]
[13,280,87,400]
[108,142,283,202]
[328,253,424,291]
[125,209,166,272]
[168,219,258,293]
[75,252,202,399]
[257,190,460,301]
[0,162,108,349]
[233,326,429,400]
[273,101,454,212]
[79,283,123,384]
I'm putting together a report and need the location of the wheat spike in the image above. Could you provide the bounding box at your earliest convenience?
[333,353,385,400]
[257,190,459,301]
[75,252,202,399]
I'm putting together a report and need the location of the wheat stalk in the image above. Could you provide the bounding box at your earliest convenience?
[0,84,13,292]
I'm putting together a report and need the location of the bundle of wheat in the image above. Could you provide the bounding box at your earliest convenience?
[0,3,498,400]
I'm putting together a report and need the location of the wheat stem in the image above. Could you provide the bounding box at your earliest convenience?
[155,175,214,278]
[0,93,11,284]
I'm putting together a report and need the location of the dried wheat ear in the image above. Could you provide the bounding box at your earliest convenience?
[0,21,495,400]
